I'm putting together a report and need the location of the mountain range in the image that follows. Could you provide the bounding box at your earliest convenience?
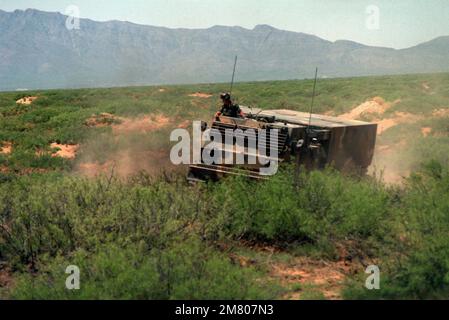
[1,8,449,91]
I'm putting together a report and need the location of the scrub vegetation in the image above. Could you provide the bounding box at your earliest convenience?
[1,72,449,299]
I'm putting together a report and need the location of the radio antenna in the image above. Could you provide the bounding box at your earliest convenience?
[229,55,238,96]
[307,67,318,132]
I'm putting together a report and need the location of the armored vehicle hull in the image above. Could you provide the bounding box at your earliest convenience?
[188,107,377,182]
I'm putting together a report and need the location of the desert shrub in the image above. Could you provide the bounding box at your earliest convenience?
[343,161,449,299]
[204,167,392,253]
[10,239,275,300]
[0,175,200,268]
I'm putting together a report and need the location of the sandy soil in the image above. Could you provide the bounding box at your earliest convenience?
[271,258,351,300]
[77,161,114,177]
[230,243,361,300]
[421,127,432,137]
[85,113,117,127]
[112,114,170,134]
[16,96,38,105]
[376,112,422,135]
[0,141,12,155]
[338,97,423,135]
[339,97,425,184]
[50,143,79,159]
[76,149,172,178]
[188,92,213,98]
[338,97,395,120]
[77,113,178,178]
[432,108,449,117]
[86,113,172,133]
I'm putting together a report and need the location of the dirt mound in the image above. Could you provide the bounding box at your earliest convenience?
[16,96,38,105]
[339,97,417,135]
[50,143,79,159]
[158,88,166,92]
[85,113,118,127]
[339,97,393,120]
[112,114,170,134]
[377,112,422,135]
[0,141,12,155]
[188,92,213,98]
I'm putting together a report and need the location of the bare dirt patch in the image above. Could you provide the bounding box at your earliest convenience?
[230,243,362,300]
[16,96,38,105]
[339,97,395,120]
[188,92,213,99]
[339,97,413,135]
[76,161,113,178]
[271,258,352,300]
[50,143,79,159]
[76,149,174,178]
[432,108,449,117]
[421,127,432,137]
[112,114,170,134]
[0,141,12,155]
[376,112,422,135]
[77,113,178,178]
[85,113,119,128]
[158,88,166,92]
[376,118,399,135]
[87,113,173,132]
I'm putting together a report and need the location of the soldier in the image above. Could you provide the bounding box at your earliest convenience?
[215,92,244,119]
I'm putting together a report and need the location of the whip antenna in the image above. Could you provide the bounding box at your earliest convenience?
[307,67,318,132]
[230,55,238,96]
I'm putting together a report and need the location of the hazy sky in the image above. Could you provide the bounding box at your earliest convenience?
[1,0,448,49]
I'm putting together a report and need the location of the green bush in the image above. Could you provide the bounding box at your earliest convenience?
[343,161,449,299]
[205,167,391,252]
[0,175,199,268]
[10,240,276,300]
[2,156,449,299]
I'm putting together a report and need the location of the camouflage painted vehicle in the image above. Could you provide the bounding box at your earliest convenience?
[187,106,377,182]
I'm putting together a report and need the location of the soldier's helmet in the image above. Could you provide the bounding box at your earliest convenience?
[220,92,231,101]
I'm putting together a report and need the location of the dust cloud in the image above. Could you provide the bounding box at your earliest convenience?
[75,114,183,179]
[339,97,426,184]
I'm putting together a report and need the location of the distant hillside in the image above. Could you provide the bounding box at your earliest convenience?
[1,9,449,91]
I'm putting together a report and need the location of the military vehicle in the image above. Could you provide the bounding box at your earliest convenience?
[187,106,377,182]
[187,61,377,182]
